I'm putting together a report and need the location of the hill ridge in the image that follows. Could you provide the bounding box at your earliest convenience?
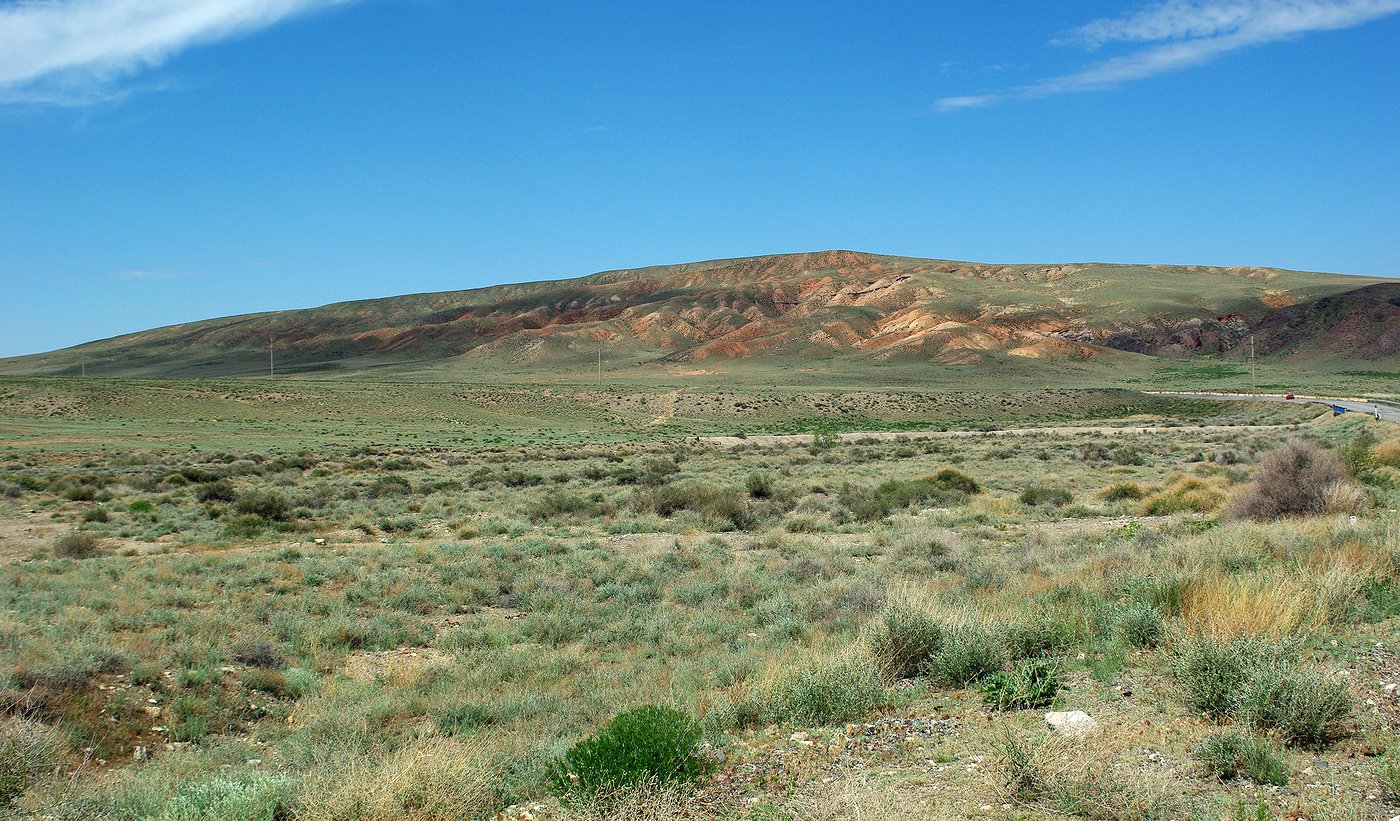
[1,251,1392,378]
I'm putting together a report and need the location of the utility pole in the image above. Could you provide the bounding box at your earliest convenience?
[269,335,275,378]
[1250,334,1256,394]
[597,345,603,389]
[80,357,85,378]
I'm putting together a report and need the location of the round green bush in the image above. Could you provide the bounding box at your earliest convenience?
[546,705,711,800]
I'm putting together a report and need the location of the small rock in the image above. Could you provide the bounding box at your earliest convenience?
[247,758,262,766]
[1045,710,1097,738]
[133,746,148,762]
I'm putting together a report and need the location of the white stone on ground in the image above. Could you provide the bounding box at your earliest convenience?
[1044,710,1097,738]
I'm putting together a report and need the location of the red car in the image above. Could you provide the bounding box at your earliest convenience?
[1285,394,1295,400]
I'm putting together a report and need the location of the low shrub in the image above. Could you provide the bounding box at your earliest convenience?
[1194,730,1289,785]
[1019,485,1072,507]
[1101,481,1147,502]
[744,471,774,499]
[233,489,291,521]
[1116,603,1165,648]
[929,467,980,494]
[1003,613,1075,660]
[1236,667,1351,748]
[1171,634,1292,718]
[761,656,887,725]
[1171,634,1351,747]
[868,606,943,680]
[365,475,412,498]
[631,483,754,530]
[432,702,500,735]
[841,471,979,521]
[232,640,285,669]
[527,492,594,521]
[0,718,65,804]
[981,659,1061,711]
[546,705,710,800]
[53,532,102,559]
[223,514,268,538]
[922,623,1007,686]
[194,479,238,503]
[1223,439,1349,521]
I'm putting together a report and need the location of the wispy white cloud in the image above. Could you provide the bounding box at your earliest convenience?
[0,0,355,105]
[118,269,206,281]
[937,0,1400,111]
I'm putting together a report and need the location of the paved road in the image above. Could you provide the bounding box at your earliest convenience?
[702,421,1315,449]
[1155,392,1400,423]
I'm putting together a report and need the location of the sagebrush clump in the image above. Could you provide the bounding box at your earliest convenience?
[1194,730,1289,786]
[1224,439,1351,521]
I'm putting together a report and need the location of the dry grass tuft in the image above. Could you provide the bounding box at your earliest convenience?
[1320,480,1370,515]
[1139,474,1226,516]
[778,774,943,820]
[1177,571,1327,636]
[1371,440,1400,467]
[295,736,498,821]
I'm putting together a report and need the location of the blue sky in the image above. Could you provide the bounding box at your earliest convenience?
[1,0,1398,357]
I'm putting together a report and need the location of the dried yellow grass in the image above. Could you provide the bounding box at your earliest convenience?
[1320,480,1370,515]
[295,736,497,821]
[1177,571,1328,636]
[1371,440,1400,467]
[1140,474,1227,516]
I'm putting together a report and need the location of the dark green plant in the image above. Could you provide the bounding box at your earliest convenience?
[1339,430,1376,480]
[981,659,1061,711]
[1194,730,1289,785]
[930,467,980,494]
[545,705,710,800]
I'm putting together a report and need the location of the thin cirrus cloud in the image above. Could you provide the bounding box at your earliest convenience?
[118,269,206,281]
[937,0,1400,111]
[0,0,355,105]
